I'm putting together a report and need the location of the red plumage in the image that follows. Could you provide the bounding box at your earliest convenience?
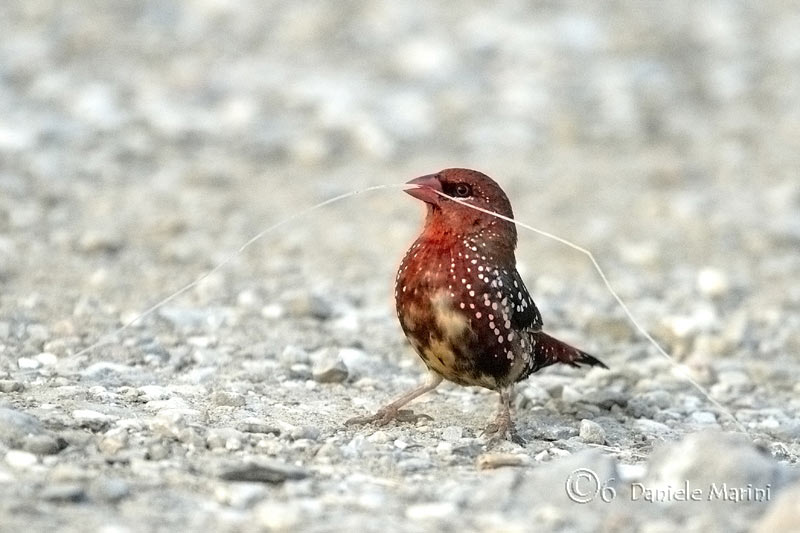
[347,169,607,443]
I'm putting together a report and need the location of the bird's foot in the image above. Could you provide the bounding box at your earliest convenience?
[483,413,526,446]
[346,408,432,427]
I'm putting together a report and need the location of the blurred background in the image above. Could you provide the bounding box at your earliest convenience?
[2,0,797,354]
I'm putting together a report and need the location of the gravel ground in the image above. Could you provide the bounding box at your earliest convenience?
[1,2,799,532]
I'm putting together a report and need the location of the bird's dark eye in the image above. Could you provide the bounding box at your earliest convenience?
[445,182,472,198]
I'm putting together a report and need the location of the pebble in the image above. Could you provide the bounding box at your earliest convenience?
[646,431,784,489]
[280,345,310,366]
[5,450,38,468]
[441,426,463,442]
[405,502,457,520]
[476,453,531,470]
[283,292,334,319]
[80,361,135,380]
[579,419,606,444]
[0,407,47,448]
[207,428,245,450]
[697,267,730,297]
[312,357,349,383]
[215,482,267,509]
[366,430,391,444]
[690,411,718,425]
[77,230,123,253]
[211,391,246,407]
[138,385,171,401]
[337,348,373,378]
[290,425,320,441]
[17,357,40,370]
[237,419,280,435]
[560,385,583,403]
[255,501,301,530]
[23,434,64,455]
[397,458,432,472]
[0,380,23,393]
[157,306,231,330]
[90,477,131,503]
[145,443,171,461]
[435,442,454,456]
[218,460,308,483]
[35,352,58,366]
[72,409,118,429]
[260,303,285,319]
[288,363,312,380]
[41,484,86,502]
[99,428,130,455]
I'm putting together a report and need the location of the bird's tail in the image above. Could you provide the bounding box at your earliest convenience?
[531,331,608,371]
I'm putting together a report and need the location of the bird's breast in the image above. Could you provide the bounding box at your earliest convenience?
[393,237,526,389]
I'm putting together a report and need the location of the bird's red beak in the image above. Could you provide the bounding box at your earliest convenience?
[405,174,442,205]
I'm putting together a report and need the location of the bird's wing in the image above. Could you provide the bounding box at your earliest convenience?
[504,269,543,331]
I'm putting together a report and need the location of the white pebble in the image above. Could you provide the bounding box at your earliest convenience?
[579,419,606,444]
[697,267,729,297]
[691,411,718,424]
[35,352,58,366]
[405,502,456,520]
[17,357,40,370]
[6,450,37,468]
[73,409,117,422]
[441,426,463,442]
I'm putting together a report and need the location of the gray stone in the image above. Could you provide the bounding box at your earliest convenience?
[218,459,308,483]
[72,409,117,430]
[579,419,606,444]
[0,380,23,393]
[237,419,280,435]
[77,230,124,253]
[0,407,46,448]
[207,428,246,450]
[40,484,86,503]
[90,477,131,503]
[290,425,320,441]
[288,363,312,380]
[283,292,334,320]
[279,345,310,366]
[23,434,65,455]
[645,431,786,491]
[312,357,349,383]
[99,428,129,456]
[210,391,246,407]
[397,457,432,472]
[441,426,463,442]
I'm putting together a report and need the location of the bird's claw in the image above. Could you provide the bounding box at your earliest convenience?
[346,408,432,427]
[482,419,526,446]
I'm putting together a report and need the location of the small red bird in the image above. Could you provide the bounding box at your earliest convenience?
[347,169,607,443]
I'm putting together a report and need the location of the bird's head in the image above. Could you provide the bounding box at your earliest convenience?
[405,168,517,248]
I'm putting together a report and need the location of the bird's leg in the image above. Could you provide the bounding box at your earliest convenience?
[483,386,525,445]
[346,372,443,426]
